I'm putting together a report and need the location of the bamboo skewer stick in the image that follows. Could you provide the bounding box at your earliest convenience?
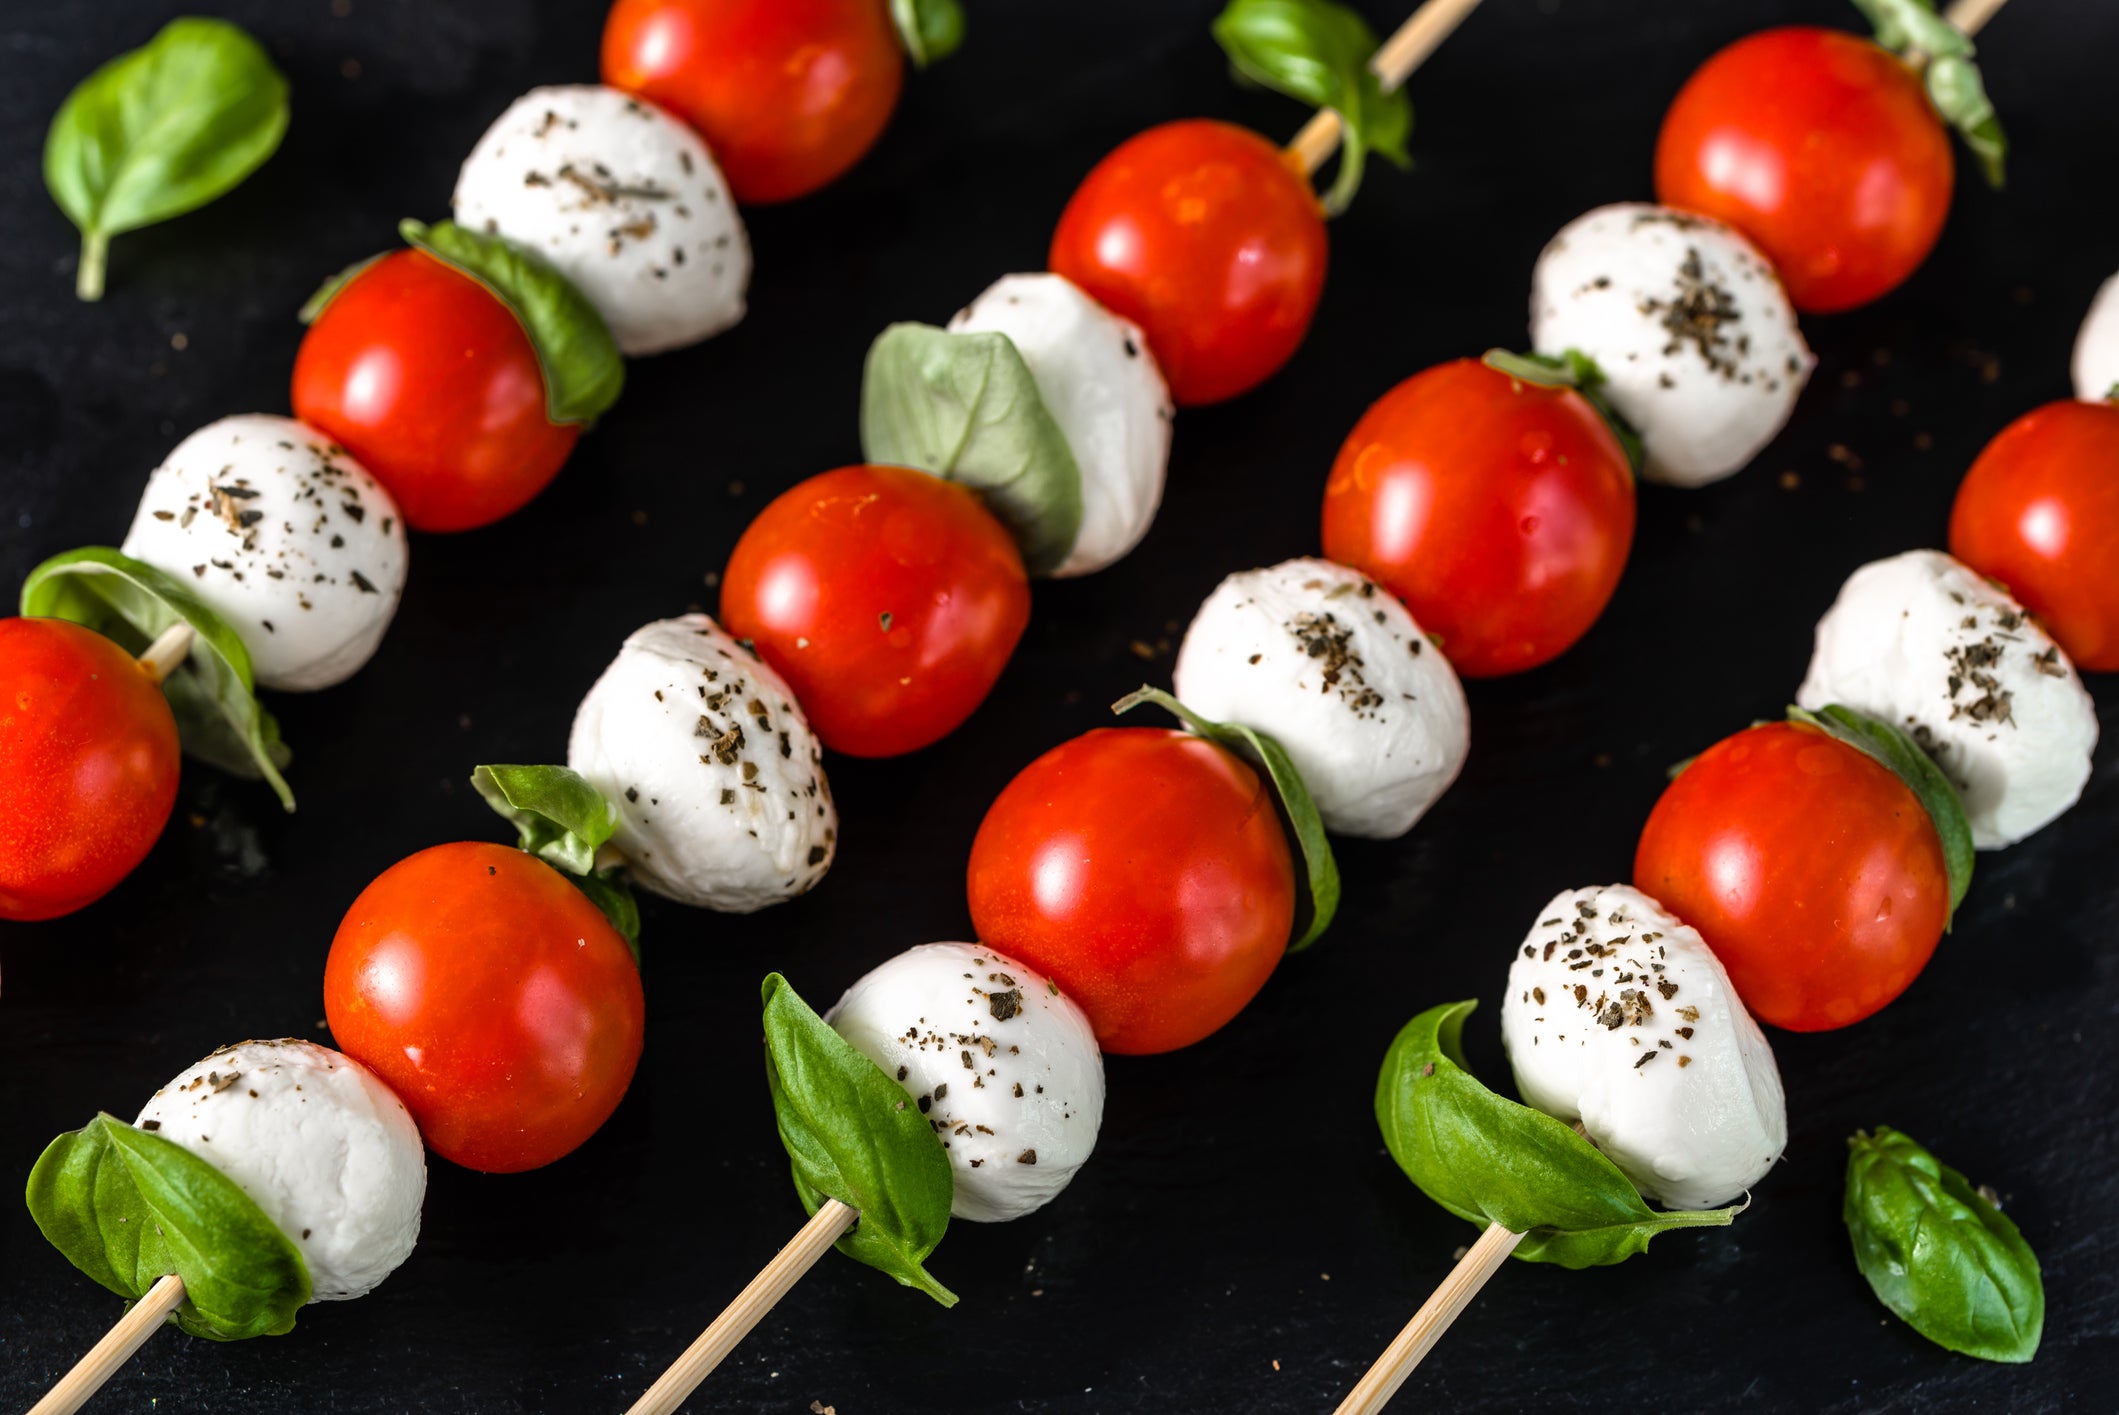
[1944,0,2009,39]
[1332,1223,1523,1415]
[28,1273,187,1415]
[135,623,195,684]
[625,1199,857,1415]
[1286,0,1486,176]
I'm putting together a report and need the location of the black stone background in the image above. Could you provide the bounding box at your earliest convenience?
[1,0,2114,1410]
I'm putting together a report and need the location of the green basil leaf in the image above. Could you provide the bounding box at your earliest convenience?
[860,323,1084,576]
[1112,686,1339,951]
[297,252,383,325]
[1845,1127,2042,1362]
[1210,0,1411,216]
[21,547,294,810]
[761,973,957,1306]
[891,0,965,67]
[570,871,642,962]
[1786,704,1974,923]
[1376,1001,1742,1268]
[26,1113,311,1341]
[1850,0,2006,187]
[43,18,288,302]
[398,219,624,425]
[1482,348,1645,477]
[470,764,619,876]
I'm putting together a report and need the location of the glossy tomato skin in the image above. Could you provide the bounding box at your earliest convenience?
[1634,721,1950,1032]
[0,619,180,922]
[966,727,1297,1055]
[1049,119,1327,406]
[719,465,1030,757]
[1655,27,1953,313]
[323,842,645,1172]
[602,0,903,205]
[292,249,579,533]
[1321,358,1636,678]
[1950,399,2119,671]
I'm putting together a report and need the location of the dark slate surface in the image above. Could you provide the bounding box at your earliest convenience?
[1,0,2113,1410]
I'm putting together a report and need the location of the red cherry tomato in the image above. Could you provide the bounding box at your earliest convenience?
[1320,358,1636,678]
[292,249,579,533]
[0,618,180,922]
[719,465,1030,758]
[1655,27,1954,313]
[1049,119,1327,406]
[1633,721,1950,1032]
[966,727,1296,1055]
[323,842,646,1172]
[602,0,904,205]
[1950,399,2119,672]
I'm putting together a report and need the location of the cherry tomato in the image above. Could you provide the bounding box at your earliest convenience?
[0,619,180,922]
[1655,27,1953,314]
[1634,721,1949,1032]
[719,465,1030,757]
[966,727,1296,1055]
[1950,399,2119,672]
[1320,358,1636,678]
[602,0,903,205]
[292,249,579,533]
[1049,119,1327,407]
[323,842,645,1172]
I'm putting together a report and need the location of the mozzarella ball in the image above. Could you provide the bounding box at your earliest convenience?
[1171,558,1468,839]
[2073,271,2119,403]
[135,1039,425,1302]
[1501,885,1785,1211]
[827,942,1104,1223]
[120,415,407,691]
[948,273,1174,577]
[452,84,748,357]
[1530,203,1814,487]
[568,616,834,912]
[1796,550,2098,849]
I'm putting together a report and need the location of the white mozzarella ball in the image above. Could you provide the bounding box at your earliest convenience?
[2073,271,2119,403]
[827,942,1104,1223]
[568,615,834,912]
[1171,558,1468,839]
[135,1039,425,1302]
[452,84,748,357]
[119,415,407,691]
[1796,549,2098,849]
[948,273,1173,577]
[1530,203,1814,487]
[1501,885,1786,1211]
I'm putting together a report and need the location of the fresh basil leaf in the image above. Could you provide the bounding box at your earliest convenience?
[761,973,957,1306]
[1845,1127,2042,1362]
[21,547,294,810]
[572,871,642,961]
[26,1113,311,1341]
[1112,686,1339,951]
[1376,1001,1742,1268]
[1787,704,1974,923]
[43,18,288,302]
[297,252,383,325]
[1483,347,1645,476]
[1850,0,2006,187]
[1210,0,1411,215]
[471,764,620,876]
[860,323,1085,576]
[398,219,624,425]
[891,0,965,67]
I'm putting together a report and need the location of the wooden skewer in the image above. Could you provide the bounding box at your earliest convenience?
[1944,0,2009,39]
[135,623,195,684]
[625,1199,856,1415]
[1332,1223,1523,1415]
[28,1273,186,1415]
[1286,0,1487,176]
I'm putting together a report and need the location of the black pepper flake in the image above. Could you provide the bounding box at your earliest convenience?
[1016,1149,1038,1165]
[1635,1052,1657,1067]
[350,570,378,594]
[141,1120,161,1131]
[989,989,1022,1021]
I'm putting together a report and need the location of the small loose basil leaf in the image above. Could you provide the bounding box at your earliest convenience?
[570,870,642,962]
[297,252,383,325]
[890,0,965,67]
[43,18,289,301]
[860,323,1085,576]
[1845,1127,2042,1362]
[761,974,958,1306]
[398,219,624,425]
[1849,0,2005,188]
[1210,0,1412,216]
[1786,704,1974,922]
[469,764,620,878]
[21,547,294,810]
[1482,347,1646,477]
[1112,686,1340,951]
[26,1113,311,1341]
[1376,1001,1742,1268]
